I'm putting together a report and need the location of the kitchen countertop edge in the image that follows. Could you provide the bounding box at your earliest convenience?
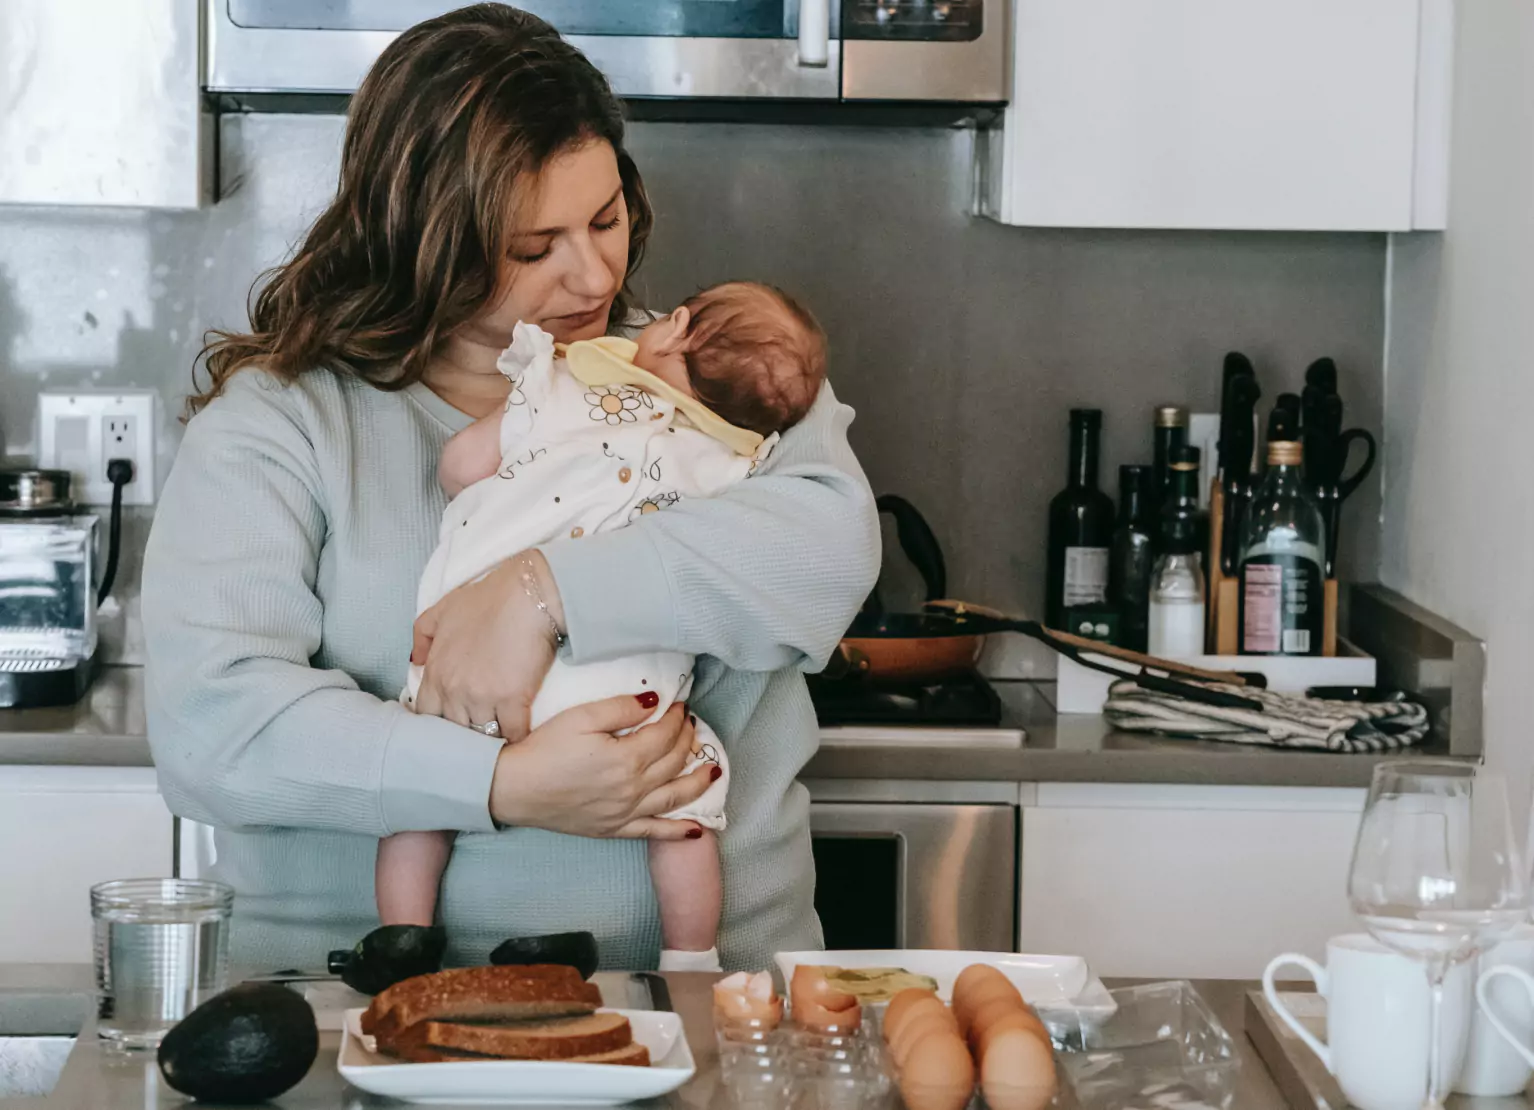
[0,667,1466,788]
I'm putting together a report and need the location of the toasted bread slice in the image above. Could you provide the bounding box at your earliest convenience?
[393,1041,652,1067]
[363,965,599,1041]
[391,1012,633,1061]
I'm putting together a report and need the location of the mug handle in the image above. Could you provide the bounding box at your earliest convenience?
[1263,953,1331,1071]
[1477,964,1534,1068]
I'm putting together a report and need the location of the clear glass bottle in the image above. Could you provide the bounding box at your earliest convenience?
[1148,446,1206,657]
[1237,438,1325,656]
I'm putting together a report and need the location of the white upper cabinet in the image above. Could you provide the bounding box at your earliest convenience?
[0,0,208,209]
[984,0,1453,231]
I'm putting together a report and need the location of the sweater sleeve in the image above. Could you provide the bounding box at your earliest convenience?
[539,382,880,673]
[141,381,503,836]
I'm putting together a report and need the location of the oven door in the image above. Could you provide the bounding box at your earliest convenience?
[205,0,1005,102]
[809,803,1016,952]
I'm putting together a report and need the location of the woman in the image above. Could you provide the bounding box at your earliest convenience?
[142,4,879,972]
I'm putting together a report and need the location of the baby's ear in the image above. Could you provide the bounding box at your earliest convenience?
[652,306,692,355]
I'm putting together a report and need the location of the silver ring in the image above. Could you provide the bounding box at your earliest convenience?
[475,720,502,738]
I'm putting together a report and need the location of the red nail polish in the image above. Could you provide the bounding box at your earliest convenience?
[636,691,660,709]
[686,827,703,839]
[710,766,723,782]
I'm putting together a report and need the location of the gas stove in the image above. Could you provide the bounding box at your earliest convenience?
[806,671,1027,748]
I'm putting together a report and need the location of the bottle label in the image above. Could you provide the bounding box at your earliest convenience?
[1240,555,1322,655]
[1063,546,1109,607]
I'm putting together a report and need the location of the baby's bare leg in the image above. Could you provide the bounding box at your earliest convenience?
[648,831,722,957]
[376,830,454,927]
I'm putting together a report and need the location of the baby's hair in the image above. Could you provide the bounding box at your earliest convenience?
[680,282,826,436]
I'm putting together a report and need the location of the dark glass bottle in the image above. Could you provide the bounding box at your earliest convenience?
[1045,409,1115,630]
[1108,465,1156,652]
[1151,406,1188,517]
[1238,438,1325,656]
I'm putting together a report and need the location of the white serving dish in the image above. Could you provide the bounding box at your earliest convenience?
[774,949,1117,1027]
[338,1008,694,1105]
[1055,641,1377,714]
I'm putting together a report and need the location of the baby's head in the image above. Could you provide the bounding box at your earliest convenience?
[633,281,826,436]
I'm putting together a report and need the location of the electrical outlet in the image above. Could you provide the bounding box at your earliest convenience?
[36,392,156,506]
[1189,412,1221,511]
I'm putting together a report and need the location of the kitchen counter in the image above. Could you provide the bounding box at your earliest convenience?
[0,668,149,768]
[0,967,1294,1109]
[0,667,1462,788]
[806,679,1460,789]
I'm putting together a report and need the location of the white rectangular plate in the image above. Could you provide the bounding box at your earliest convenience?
[774,949,1117,1026]
[337,1008,695,1105]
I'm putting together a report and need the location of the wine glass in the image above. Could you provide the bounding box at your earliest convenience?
[1347,759,1530,1109]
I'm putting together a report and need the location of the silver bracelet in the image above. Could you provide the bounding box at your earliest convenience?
[518,559,568,650]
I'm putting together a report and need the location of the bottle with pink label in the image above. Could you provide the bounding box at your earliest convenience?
[1237,427,1325,657]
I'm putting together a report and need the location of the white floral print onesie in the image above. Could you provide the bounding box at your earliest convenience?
[405,322,774,829]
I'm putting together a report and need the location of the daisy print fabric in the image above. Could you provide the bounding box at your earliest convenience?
[585,384,652,426]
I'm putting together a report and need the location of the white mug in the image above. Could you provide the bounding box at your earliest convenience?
[1263,934,1472,1110]
[1458,924,1534,1096]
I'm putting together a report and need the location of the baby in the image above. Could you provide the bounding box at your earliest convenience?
[387,281,827,970]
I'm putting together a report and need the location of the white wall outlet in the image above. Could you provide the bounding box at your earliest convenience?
[1188,412,1221,511]
[36,392,157,506]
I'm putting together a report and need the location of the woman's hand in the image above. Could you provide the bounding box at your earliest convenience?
[489,698,717,840]
[411,550,566,740]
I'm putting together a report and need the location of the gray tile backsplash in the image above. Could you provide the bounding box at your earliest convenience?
[0,113,1386,667]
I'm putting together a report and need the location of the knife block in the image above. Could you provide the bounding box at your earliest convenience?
[1323,578,1338,657]
[1206,482,1240,654]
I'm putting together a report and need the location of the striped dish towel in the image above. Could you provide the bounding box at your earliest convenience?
[1103,680,1429,753]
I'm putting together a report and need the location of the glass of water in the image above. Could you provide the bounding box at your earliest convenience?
[91,878,233,1050]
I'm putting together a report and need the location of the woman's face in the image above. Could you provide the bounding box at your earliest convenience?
[464,139,631,349]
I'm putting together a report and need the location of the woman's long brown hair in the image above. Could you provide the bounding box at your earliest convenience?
[190,4,653,415]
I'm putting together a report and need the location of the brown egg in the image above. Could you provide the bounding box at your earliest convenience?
[790,965,861,1031]
[882,987,938,1041]
[974,1007,1051,1058]
[952,965,1023,1033]
[899,1031,975,1110]
[889,1005,960,1067]
[967,995,1029,1049]
[980,1028,1058,1110]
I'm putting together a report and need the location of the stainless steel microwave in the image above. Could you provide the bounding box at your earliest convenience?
[205,0,1008,103]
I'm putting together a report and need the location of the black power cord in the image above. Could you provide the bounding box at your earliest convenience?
[97,458,134,605]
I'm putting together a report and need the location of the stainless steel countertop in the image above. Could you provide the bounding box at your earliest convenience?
[807,679,1459,789]
[0,967,1292,1110]
[0,667,149,767]
[0,667,1462,788]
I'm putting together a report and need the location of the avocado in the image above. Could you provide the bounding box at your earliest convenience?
[490,931,599,979]
[157,983,318,1103]
[328,923,447,995]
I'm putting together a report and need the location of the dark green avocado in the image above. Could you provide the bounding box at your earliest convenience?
[328,924,447,995]
[490,931,599,979]
[157,983,318,1103]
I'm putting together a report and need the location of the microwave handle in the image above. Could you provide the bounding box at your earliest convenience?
[797,0,830,67]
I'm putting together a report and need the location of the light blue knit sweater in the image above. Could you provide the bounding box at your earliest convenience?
[142,365,878,972]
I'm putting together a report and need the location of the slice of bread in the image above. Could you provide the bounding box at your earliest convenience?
[391,1012,634,1061]
[363,965,600,1041]
[394,1041,652,1067]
